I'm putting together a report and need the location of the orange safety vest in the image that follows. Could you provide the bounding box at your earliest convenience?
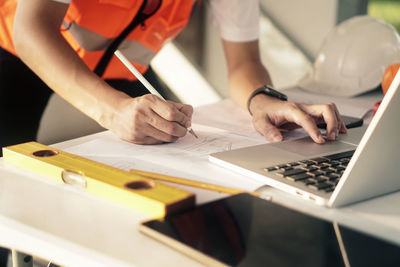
[0,0,195,80]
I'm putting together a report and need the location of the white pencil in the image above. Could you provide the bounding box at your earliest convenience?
[114,50,198,138]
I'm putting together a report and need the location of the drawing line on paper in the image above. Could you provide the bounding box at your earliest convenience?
[176,135,233,156]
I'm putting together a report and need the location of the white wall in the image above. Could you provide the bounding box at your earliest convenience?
[260,0,338,60]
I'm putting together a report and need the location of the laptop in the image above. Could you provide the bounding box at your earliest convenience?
[209,69,400,207]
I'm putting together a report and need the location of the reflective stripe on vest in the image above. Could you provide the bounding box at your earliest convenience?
[61,0,195,80]
[64,21,156,66]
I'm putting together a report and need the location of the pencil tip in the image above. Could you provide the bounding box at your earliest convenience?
[188,128,198,138]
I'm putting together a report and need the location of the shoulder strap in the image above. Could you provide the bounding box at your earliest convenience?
[94,0,161,78]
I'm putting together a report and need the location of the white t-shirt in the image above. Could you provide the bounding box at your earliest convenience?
[207,0,259,42]
[52,0,259,42]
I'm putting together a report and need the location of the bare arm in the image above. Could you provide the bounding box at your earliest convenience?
[14,0,123,125]
[14,0,193,144]
[223,39,346,143]
[223,40,272,108]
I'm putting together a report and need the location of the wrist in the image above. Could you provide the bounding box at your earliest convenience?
[93,87,132,129]
[247,85,288,115]
[248,93,279,116]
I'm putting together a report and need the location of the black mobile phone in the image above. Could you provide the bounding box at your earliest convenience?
[318,115,363,129]
[140,193,400,267]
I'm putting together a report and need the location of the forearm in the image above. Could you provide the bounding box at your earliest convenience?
[222,40,273,109]
[13,0,129,128]
[228,60,273,109]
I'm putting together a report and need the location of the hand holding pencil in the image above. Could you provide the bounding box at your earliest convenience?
[115,50,198,139]
[109,95,193,144]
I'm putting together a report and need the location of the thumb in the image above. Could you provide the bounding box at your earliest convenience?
[254,116,283,143]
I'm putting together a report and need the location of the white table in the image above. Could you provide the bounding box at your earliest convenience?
[2,97,399,267]
[0,147,213,267]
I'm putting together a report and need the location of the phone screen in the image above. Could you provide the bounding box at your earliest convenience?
[140,194,400,267]
[318,115,364,129]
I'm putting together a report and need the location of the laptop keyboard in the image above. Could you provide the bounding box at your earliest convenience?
[264,150,355,193]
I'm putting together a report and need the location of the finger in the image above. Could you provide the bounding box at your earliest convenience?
[168,101,194,128]
[326,103,347,135]
[300,103,338,141]
[332,105,347,134]
[137,136,165,145]
[147,109,187,138]
[143,122,180,143]
[288,106,325,143]
[131,96,187,138]
[120,122,178,144]
[253,116,283,142]
[328,103,341,136]
[121,132,164,145]
[340,119,347,133]
[170,101,194,118]
[151,98,191,128]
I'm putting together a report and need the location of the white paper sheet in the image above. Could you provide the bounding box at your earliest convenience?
[192,99,261,139]
[64,125,267,191]
[193,99,309,141]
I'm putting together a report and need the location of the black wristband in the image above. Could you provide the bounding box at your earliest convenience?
[247,85,288,115]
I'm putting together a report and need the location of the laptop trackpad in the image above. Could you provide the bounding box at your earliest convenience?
[271,137,357,157]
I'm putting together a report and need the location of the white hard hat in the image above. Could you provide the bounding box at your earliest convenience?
[298,15,400,97]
